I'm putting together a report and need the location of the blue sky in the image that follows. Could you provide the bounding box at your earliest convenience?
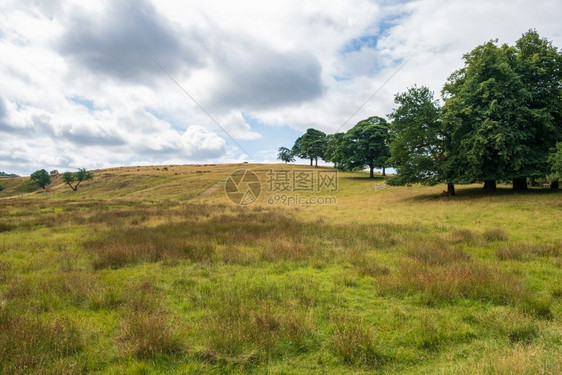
[0,0,561,175]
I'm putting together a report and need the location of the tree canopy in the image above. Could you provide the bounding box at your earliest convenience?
[323,133,349,169]
[345,116,390,178]
[388,86,446,187]
[30,169,51,189]
[63,168,93,191]
[292,128,327,167]
[441,30,562,191]
[277,147,295,164]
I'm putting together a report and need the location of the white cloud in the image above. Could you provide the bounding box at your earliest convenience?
[0,0,560,174]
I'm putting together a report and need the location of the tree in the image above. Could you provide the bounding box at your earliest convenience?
[442,31,562,191]
[292,128,326,167]
[63,168,93,191]
[30,169,51,190]
[345,116,390,178]
[324,133,350,169]
[50,170,59,175]
[513,30,562,187]
[277,147,295,164]
[388,86,456,194]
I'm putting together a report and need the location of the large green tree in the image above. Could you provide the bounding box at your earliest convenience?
[292,128,327,167]
[30,169,51,190]
[514,30,562,185]
[442,31,562,191]
[345,116,390,178]
[388,86,456,194]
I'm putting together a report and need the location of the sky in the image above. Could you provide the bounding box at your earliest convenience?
[1,0,561,175]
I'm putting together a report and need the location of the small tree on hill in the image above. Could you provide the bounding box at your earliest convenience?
[277,147,295,164]
[63,168,93,191]
[30,169,51,190]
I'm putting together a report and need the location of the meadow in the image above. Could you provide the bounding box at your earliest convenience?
[0,163,561,374]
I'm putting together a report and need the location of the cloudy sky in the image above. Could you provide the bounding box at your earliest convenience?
[1,0,560,175]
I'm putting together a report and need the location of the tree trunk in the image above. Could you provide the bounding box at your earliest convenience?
[382,166,386,176]
[310,158,313,166]
[551,180,559,190]
[530,177,538,187]
[483,180,496,192]
[447,183,455,196]
[512,177,528,191]
[369,166,374,178]
[315,158,318,167]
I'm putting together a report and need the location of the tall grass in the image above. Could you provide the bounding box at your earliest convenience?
[0,309,83,373]
[0,164,561,373]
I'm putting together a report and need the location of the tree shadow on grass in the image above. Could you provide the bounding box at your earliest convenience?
[403,185,561,203]
[341,175,388,182]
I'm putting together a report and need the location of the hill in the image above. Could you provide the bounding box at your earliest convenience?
[0,163,561,374]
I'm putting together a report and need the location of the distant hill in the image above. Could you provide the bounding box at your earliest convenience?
[0,172,19,177]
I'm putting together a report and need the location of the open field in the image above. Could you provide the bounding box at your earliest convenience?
[1,163,561,374]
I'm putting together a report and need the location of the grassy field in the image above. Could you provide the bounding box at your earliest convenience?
[1,163,561,374]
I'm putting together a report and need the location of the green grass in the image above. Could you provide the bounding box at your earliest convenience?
[0,163,561,373]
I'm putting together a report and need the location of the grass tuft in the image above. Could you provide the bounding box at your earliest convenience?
[483,228,510,242]
[332,314,387,368]
[0,311,83,373]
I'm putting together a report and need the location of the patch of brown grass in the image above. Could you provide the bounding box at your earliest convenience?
[0,311,83,373]
[406,240,472,265]
[119,312,183,359]
[483,228,510,242]
[450,228,479,245]
[496,242,561,261]
[332,314,387,368]
[378,260,525,305]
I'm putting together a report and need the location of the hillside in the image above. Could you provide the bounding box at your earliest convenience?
[0,163,561,374]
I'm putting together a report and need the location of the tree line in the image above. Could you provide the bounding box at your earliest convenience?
[278,30,562,193]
